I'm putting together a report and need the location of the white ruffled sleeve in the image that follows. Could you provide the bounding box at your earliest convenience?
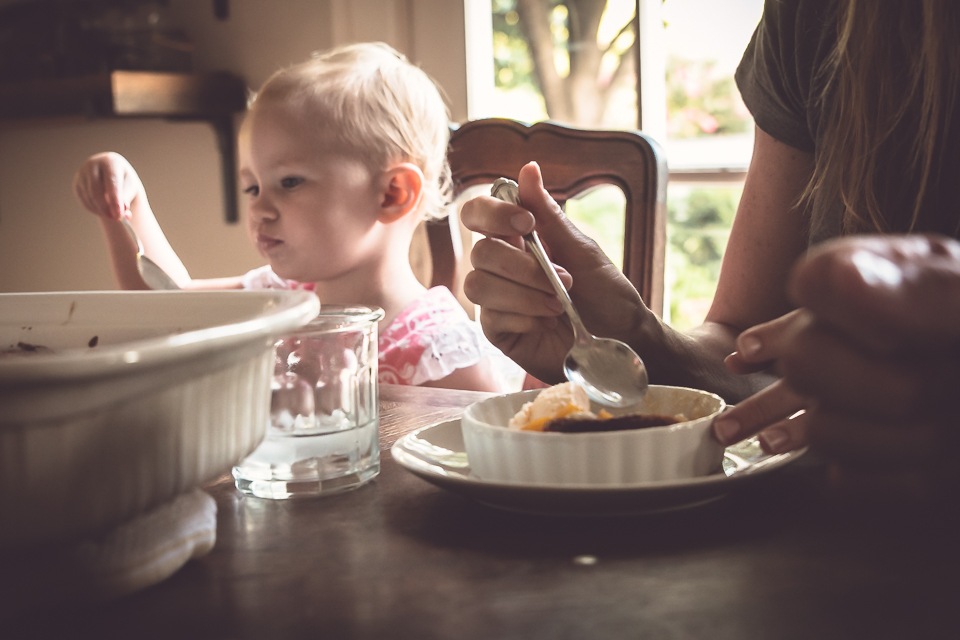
[409,317,489,386]
[240,265,289,290]
[402,291,526,390]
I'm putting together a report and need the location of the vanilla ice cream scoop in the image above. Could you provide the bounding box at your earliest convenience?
[508,382,593,431]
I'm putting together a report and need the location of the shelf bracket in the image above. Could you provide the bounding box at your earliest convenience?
[1,71,247,224]
[210,115,238,224]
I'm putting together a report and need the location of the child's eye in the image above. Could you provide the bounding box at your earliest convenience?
[280,177,304,189]
[243,185,259,196]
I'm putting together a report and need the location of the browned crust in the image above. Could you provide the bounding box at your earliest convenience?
[543,413,680,433]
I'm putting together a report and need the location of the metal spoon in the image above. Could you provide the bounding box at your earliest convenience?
[121,218,180,290]
[491,178,648,407]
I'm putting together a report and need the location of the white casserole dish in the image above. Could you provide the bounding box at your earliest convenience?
[461,385,726,486]
[0,290,320,548]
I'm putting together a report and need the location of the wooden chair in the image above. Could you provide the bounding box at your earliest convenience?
[426,118,668,316]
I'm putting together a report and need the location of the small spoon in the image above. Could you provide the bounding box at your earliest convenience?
[491,178,648,407]
[121,218,180,290]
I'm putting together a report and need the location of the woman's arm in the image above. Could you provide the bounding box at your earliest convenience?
[636,126,815,400]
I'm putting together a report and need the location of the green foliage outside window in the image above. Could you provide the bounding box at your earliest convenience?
[493,2,535,91]
[666,56,751,138]
[492,0,550,122]
[665,186,739,329]
[565,187,626,271]
[563,185,741,331]
[488,1,746,331]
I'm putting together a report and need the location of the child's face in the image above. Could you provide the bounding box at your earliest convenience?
[239,102,384,283]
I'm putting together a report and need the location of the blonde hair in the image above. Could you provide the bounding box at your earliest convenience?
[250,42,452,219]
[802,0,960,236]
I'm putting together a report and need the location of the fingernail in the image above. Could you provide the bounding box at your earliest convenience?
[851,250,903,287]
[510,212,533,233]
[740,335,761,358]
[713,418,740,444]
[760,427,789,452]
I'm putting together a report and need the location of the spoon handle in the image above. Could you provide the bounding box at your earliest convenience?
[121,217,146,256]
[490,179,590,341]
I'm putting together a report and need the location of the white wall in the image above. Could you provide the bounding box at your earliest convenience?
[328,0,469,122]
[0,0,467,293]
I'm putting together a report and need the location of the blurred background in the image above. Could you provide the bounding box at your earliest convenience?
[487,0,762,329]
[0,0,764,330]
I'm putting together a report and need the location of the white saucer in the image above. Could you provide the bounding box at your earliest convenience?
[391,419,807,517]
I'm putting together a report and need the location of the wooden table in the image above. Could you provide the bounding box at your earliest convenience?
[5,384,960,639]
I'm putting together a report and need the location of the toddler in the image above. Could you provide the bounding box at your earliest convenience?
[73,43,508,392]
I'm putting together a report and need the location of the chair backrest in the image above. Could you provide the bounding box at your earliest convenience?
[427,118,668,316]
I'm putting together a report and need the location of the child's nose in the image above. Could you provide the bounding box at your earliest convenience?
[248,195,279,222]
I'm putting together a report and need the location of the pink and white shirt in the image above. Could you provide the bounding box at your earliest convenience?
[241,265,500,386]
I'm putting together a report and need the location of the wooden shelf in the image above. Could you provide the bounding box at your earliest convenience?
[0,71,248,223]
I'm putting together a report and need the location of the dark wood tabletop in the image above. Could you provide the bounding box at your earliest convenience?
[5,383,960,639]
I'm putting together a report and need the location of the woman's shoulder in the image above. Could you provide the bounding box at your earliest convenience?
[754,0,836,37]
[736,0,839,153]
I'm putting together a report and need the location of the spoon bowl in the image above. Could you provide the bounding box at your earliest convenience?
[121,218,180,290]
[491,179,649,407]
[563,337,649,407]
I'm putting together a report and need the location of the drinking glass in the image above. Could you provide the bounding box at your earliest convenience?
[232,305,384,498]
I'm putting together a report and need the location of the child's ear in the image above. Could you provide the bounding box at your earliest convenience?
[379,163,424,224]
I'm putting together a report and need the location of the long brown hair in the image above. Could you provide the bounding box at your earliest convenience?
[802,0,960,236]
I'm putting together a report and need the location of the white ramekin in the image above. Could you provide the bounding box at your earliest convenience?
[461,385,726,486]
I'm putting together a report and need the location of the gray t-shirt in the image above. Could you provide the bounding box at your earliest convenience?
[735,0,960,244]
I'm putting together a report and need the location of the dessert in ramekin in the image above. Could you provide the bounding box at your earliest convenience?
[461,383,726,486]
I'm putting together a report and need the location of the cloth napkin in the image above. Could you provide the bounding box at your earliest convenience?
[1,489,217,622]
[70,488,217,601]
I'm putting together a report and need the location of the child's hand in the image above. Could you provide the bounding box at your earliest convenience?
[73,152,146,222]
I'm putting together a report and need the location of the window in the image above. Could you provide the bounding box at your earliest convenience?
[473,0,764,328]
[661,0,763,328]
[490,0,638,128]
[486,0,639,278]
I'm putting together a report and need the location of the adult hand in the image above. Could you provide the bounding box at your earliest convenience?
[713,309,813,454]
[461,162,650,384]
[719,234,960,498]
[73,152,145,222]
[788,234,960,497]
